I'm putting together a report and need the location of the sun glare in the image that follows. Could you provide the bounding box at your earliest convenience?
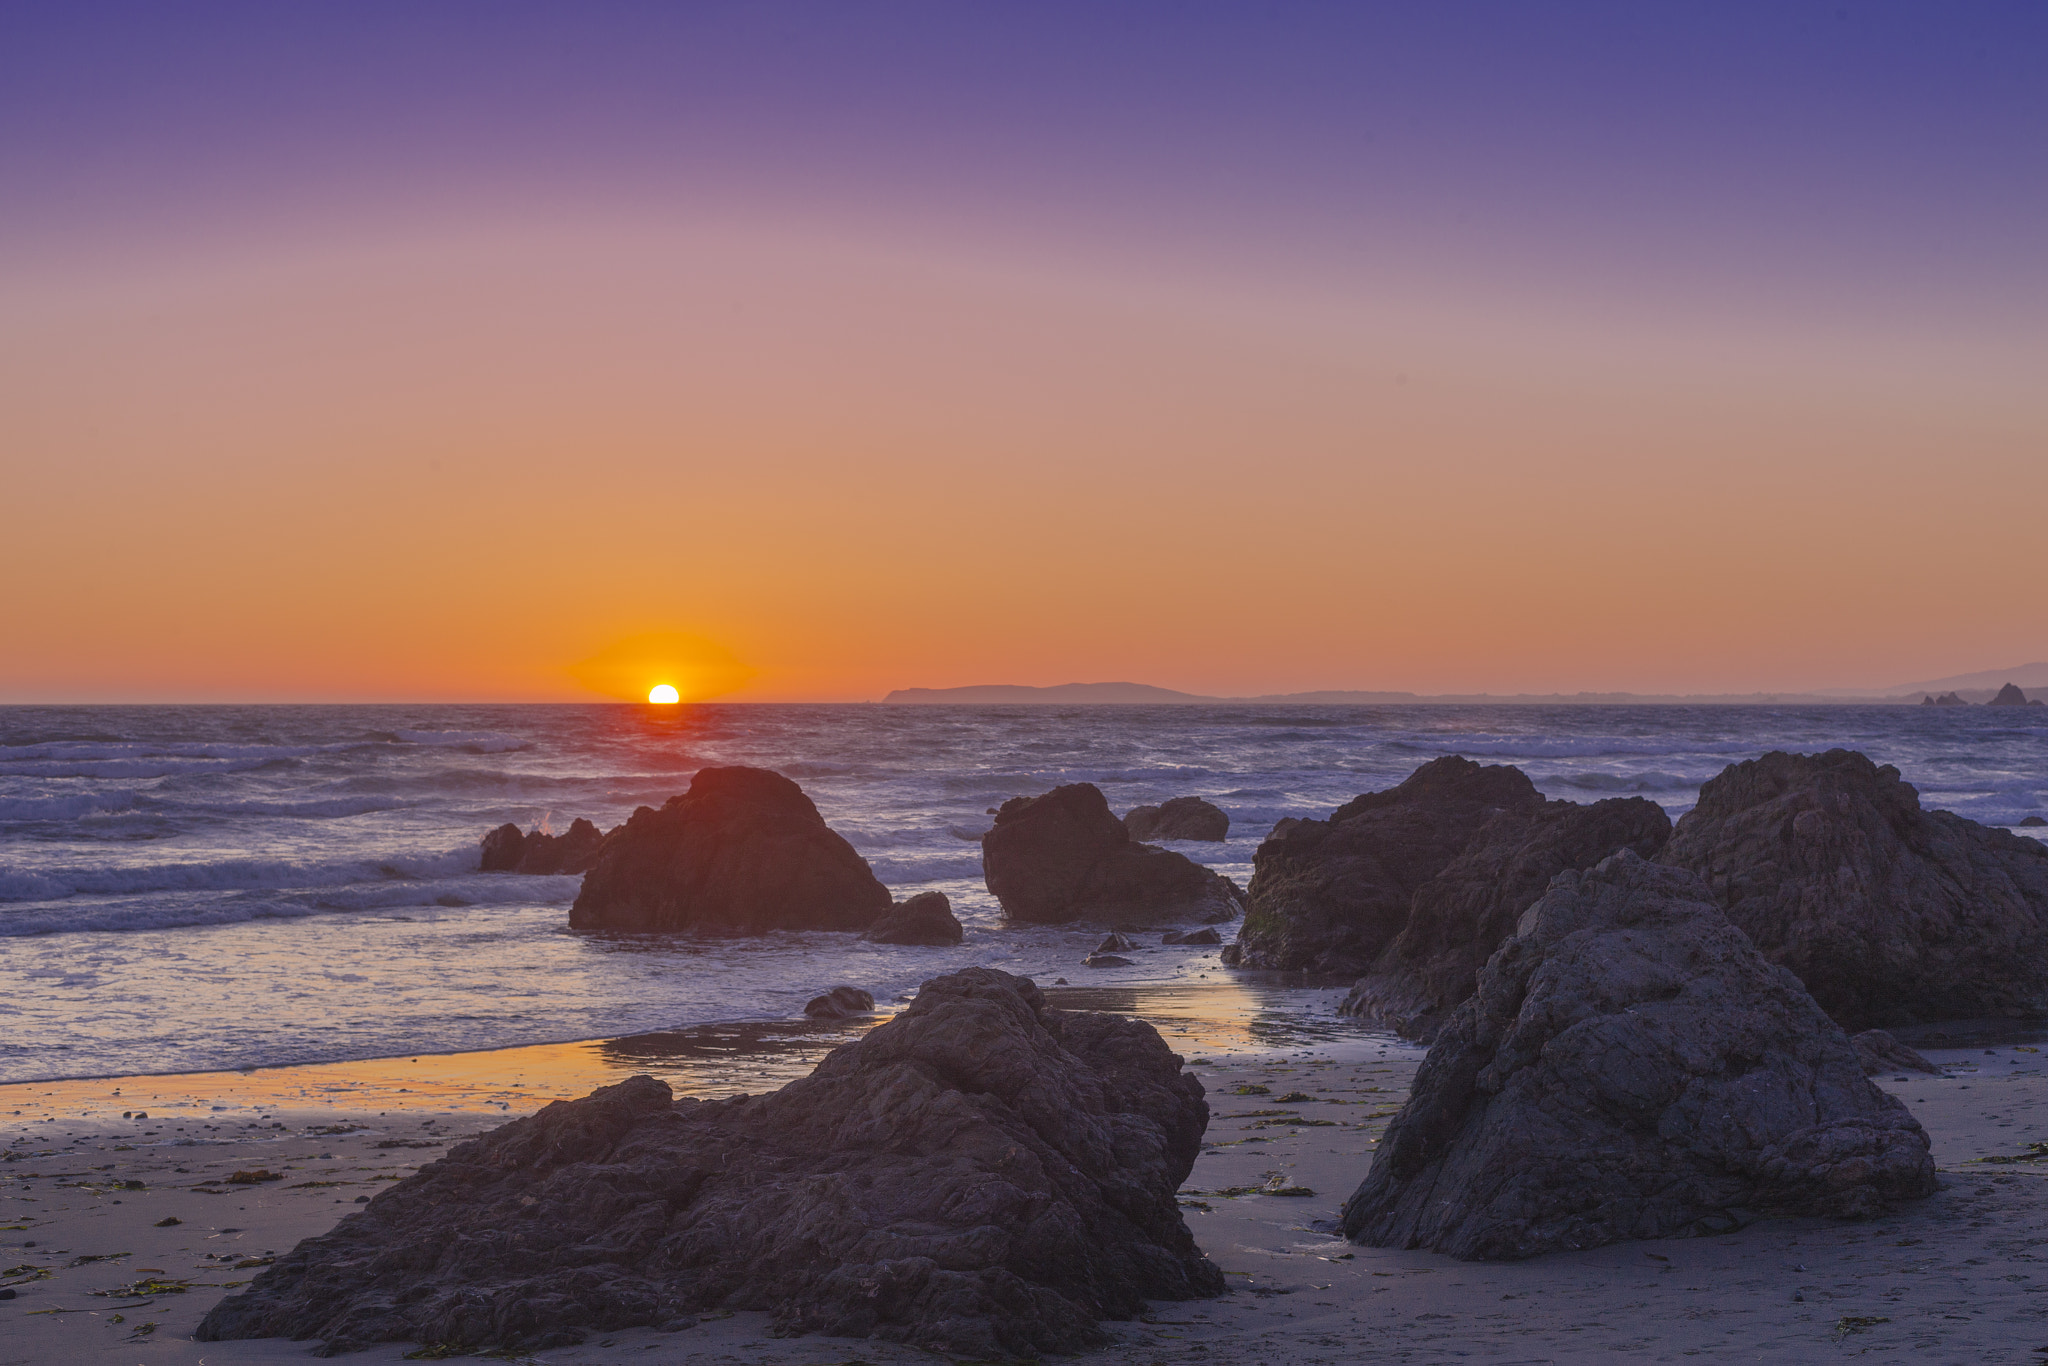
[647,684,681,704]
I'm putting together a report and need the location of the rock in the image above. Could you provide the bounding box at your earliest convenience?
[1096,933,1139,953]
[569,767,892,934]
[1341,853,1936,1261]
[1162,927,1223,946]
[1924,691,1968,706]
[862,891,964,946]
[480,818,613,875]
[1656,749,2048,1028]
[1124,798,1229,842]
[195,969,1222,1357]
[1337,796,1672,1038]
[1987,683,2044,707]
[1084,954,1134,967]
[2022,816,2048,828]
[983,784,1243,925]
[803,986,876,1019]
[479,822,525,871]
[1851,1029,1941,1076]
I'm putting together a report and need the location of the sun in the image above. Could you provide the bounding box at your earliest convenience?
[647,683,681,704]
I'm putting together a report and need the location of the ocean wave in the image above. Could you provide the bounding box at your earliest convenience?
[863,852,988,884]
[1382,736,1756,760]
[1548,770,1698,794]
[0,871,582,936]
[0,757,300,779]
[0,792,143,820]
[0,846,483,905]
[392,730,529,754]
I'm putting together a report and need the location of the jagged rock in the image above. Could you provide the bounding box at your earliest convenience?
[569,767,890,934]
[1096,933,1139,953]
[1124,798,1229,842]
[1988,683,2045,707]
[480,818,613,875]
[1337,796,1672,1038]
[803,986,876,1019]
[1656,749,2048,1028]
[1852,1029,1940,1076]
[195,969,1221,1356]
[862,891,964,946]
[1925,692,1968,706]
[983,784,1242,925]
[1084,954,1134,968]
[1162,928,1223,946]
[1342,854,1936,1261]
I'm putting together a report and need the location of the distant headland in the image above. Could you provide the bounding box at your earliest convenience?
[882,665,2048,707]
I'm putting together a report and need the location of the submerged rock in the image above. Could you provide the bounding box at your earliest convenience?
[1338,796,1671,1038]
[196,969,1221,1356]
[569,767,891,935]
[1851,1029,1941,1076]
[1342,854,1935,1261]
[803,986,876,1019]
[982,784,1242,925]
[1656,749,2048,1028]
[1124,797,1229,842]
[1084,954,1134,968]
[861,891,964,946]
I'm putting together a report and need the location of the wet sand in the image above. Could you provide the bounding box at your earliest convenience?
[5,1017,2045,1363]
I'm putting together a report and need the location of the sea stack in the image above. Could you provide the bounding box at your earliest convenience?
[480,817,611,874]
[1123,796,1229,842]
[982,783,1242,924]
[1656,749,2048,1027]
[196,969,1222,1357]
[1342,853,1935,1260]
[568,766,891,934]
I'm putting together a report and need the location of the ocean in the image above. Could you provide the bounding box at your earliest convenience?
[3,702,2045,1086]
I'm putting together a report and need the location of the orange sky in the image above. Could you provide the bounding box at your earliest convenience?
[3,207,2043,702]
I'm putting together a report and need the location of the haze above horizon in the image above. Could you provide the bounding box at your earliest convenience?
[4,3,2043,704]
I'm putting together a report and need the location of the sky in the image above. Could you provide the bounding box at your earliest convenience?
[3,2,2043,702]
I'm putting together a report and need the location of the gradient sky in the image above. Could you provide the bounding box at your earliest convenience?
[3,2,2043,701]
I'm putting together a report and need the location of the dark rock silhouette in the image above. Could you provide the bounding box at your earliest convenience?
[1337,795,1672,1037]
[1852,1029,1940,1076]
[1084,954,1134,968]
[1096,932,1139,953]
[195,969,1221,1356]
[1162,927,1223,946]
[479,817,612,875]
[803,985,876,1019]
[1924,691,1968,706]
[1656,749,2048,1028]
[1988,682,2045,706]
[569,767,891,934]
[1342,854,1935,1260]
[2022,816,2048,828]
[1123,797,1229,842]
[861,891,964,945]
[982,783,1242,925]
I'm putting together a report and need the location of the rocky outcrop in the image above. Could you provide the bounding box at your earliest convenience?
[861,891,964,946]
[480,817,611,875]
[2022,816,2048,828]
[803,985,876,1019]
[569,767,891,934]
[196,969,1221,1357]
[1924,692,1967,706]
[1337,796,1672,1037]
[982,784,1242,925]
[1162,927,1222,945]
[1342,854,1936,1261]
[1226,757,1665,978]
[1123,797,1229,842]
[1656,749,2048,1028]
[1852,1029,1940,1076]
[1988,683,2044,706]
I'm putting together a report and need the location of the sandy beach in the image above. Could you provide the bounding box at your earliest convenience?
[5,1029,2047,1365]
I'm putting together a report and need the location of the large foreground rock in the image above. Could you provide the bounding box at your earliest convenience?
[1342,854,1935,1261]
[1656,749,2048,1028]
[197,969,1222,1356]
[1338,795,1672,1037]
[480,817,611,875]
[1124,797,1229,842]
[1227,757,1666,976]
[569,767,891,934]
[983,783,1242,925]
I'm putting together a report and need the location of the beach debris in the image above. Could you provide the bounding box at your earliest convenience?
[860,890,964,946]
[1852,1029,1942,1076]
[1162,927,1223,945]
[802,985,876,1019]
[1342,853,1936,1260]
[568,767,892,934]
[983,783,1243,926]
[480,817,610,875]
[1835,1315,1891,1337]
[1124,797,1229,843]
[152,1218,179,1228]
[197,968,1220,1358]
[225,1170,281,1185]
[1656,748,2048,1028]
[1232,1084,1271,1095]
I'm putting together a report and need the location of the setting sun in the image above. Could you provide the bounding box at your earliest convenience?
[647,684,680,704]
